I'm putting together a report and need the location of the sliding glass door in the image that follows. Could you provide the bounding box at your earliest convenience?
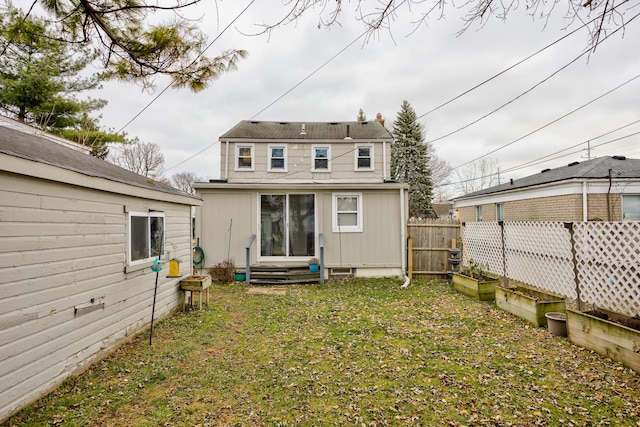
[260,194,315,258]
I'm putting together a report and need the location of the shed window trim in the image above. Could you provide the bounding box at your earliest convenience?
[332,193,363,233]
[235,144,255,171]
[354,144,374,171]
[312,145,331,172]
[268,144,288,172]
[127,211,165,266]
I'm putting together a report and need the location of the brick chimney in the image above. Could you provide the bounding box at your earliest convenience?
[376,112,385,127]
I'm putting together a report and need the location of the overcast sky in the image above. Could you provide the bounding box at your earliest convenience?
[80,1,639,197]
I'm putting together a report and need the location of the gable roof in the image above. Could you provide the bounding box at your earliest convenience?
[0,117,193,199]
[220,120,392,141]
[453,156,640,200]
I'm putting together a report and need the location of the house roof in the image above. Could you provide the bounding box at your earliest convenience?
[220,120,392,141]
[0,116,193,199]
[453,156,640,200]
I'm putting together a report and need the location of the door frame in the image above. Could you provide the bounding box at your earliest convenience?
[257,192,317,262]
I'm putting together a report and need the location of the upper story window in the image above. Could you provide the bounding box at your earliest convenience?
[127,211,164,266]
[268,144,287,172]
[236,144,254,171]
[622,195,640,220]
[333,193,363,232]
[475,205,483,222]
[355,145,373,170]
[496,203,505,221]
[312,146,330,172]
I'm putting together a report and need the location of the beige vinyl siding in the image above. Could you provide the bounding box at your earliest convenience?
[196,189,256,266]
[224,141,390,182]
[320,190,402,268]
[195,185,404,275]
[0,171,194,420]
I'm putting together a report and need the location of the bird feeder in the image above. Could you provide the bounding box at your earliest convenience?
[166,258,183,278]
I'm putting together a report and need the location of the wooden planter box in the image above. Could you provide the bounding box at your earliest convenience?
[496,285,566,327]
[179,275,212,291]
[452,272,499,301]
[179,275,212,311]
[567,309,640,373]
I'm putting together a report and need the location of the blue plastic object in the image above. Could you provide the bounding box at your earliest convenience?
[150,258,162,273]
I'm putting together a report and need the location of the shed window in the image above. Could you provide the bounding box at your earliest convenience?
[312,146,330,171]
[333,194,362,232]
[236,145,254,170]
[355,145,373,170]
[268,145,287,171]
[622,195,640,220]
[475,206,483,222]
[128,212,165,265]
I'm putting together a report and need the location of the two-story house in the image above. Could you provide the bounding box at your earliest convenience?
[194,119,409,281]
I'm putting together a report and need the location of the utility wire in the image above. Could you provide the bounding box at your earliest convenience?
[116,0,257,135]
[451,69,640,173]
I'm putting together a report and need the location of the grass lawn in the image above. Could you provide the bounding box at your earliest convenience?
[5,279,640,426]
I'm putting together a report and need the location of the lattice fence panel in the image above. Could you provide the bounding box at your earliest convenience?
[574,222,640,317]
[504,222,576,298]
[461,222,503,275]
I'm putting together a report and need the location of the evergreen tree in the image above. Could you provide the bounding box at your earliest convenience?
[0,7,124,156]
[357,108,367,121]
[391,100,436,218]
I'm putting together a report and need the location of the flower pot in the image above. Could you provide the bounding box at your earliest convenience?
[496,285,566,327]
[452,272,499,301]
[234,272,246,281]
[545,312,567,337]
[309,263,319,273]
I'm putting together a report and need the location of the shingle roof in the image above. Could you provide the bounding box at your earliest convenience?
[220,120,392,141]
[0,118,192,198]
[454,156,640,200]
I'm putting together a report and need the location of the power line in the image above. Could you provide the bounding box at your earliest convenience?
[116,0,257,135]
[451,70,640,172]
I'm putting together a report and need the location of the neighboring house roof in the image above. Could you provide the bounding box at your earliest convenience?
[453,156,640,200]
[220,120,392,141]
[0,116,193,199]
[432,203,452,217]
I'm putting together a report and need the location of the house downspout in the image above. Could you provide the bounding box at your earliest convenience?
[582,181,588,221]
[400,187,410,288]
[607,169,613,221]
[383,140,387,181]
[224,141,229,180]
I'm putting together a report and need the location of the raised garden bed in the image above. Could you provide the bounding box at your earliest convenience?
[179,275,212,291]
[496,285,566,327]
[567,308,640,373]
[452,272,499,301]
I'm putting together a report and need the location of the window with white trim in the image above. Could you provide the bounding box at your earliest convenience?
[475,205,483,222]
[355,145,373,170]
[333,193,363,232]
[268,144,287,171]
[236,144,254,170]
[127,212,165,265]
[312,146,330,172]
[622,195,640,220]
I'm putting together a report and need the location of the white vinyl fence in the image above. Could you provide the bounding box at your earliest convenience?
[461,221,640,318]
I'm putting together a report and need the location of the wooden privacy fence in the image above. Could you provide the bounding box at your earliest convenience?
[407,219,460,278]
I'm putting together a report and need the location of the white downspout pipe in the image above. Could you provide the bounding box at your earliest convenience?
[400,187,410,288]
[224,140,229,180]
[582,181,588,221]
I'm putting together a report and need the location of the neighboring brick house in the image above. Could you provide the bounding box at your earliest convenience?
[452,156,640,222]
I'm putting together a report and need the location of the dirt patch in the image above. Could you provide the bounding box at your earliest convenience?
[586,309,640,331]
[247,287,287,295]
